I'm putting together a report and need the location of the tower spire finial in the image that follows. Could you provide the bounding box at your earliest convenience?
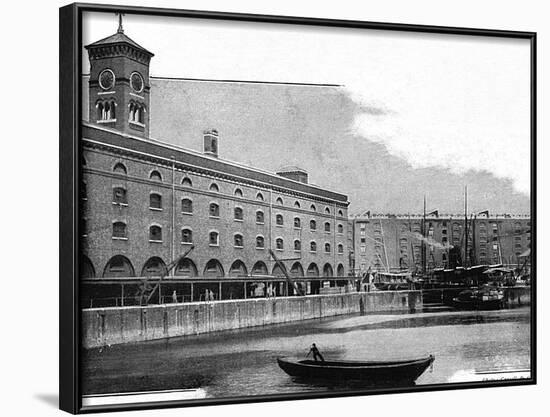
[116,12,125,34]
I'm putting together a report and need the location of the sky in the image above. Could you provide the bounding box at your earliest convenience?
[82,12,531,215]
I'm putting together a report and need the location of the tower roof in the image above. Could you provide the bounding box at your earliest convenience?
[85,31,154,57]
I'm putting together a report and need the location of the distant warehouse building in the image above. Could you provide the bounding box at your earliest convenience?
[352,213,531,274]
[80,24,350,305]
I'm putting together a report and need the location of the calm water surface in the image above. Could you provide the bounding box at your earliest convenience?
[82,307,531,398]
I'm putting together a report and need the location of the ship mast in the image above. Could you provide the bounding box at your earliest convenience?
[464,186,468,268]
[422,195,426,274]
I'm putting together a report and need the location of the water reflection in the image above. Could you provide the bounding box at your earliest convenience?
[82,307,530,399]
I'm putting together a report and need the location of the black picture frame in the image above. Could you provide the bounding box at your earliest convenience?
[59,2,537,414]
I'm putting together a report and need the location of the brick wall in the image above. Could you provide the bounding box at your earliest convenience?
[81,144,350,280]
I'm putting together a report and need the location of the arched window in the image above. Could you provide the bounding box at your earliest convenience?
[276,197,284,205]
[337,264,345,277]
[294,239,301,251]
[325,243,331,253]
[252,261,268,275]
[276,238,284,250]
[229,260,248,277]
[294,217,301,229]
[234,207,243,221]
[138,104,145,124]
[276,214,284,226]
[113,187,127,204]
[149,193,162,209]
[209,202,220,217]
[141,257,167,277]
[338,244,344,254]
[181,198,193,214]
[175,258,198,277]
[181,177,192,187]
[310,241,317,252]
[256,192,264,201]
[290,262,304,277]
[150,170,162,181]
[80,255,95,278]
[97,102,103,120]
[294,200,301,208]
[256,235,265,249]
[181,228,193,244]
[98,99,116,121]
[256,210,264,224]
[325,207,331,214]
[324,222,331,232]
[209,231,219,246]
[103,101,111,120]
[310,219,317,231]
[203,259,224,278]
[310,204,316,212]
[129,102,145,124]
[209,183,219,192]
[337,223,344,234]
[307,263,319,277]
[338,209,343,217]
[113,162,127,174]
[105,102,112,120]
[234,188,243,197]
[103,255,135,278]
[234,234,244,248]
[149,225,162,242]
[112,221,127,239]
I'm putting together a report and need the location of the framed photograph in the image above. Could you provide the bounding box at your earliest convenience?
[59,2,536,413]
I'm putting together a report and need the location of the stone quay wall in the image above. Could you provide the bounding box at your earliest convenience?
[82,290,422,349]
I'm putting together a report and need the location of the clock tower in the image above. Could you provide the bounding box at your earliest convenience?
[85,15,154,138]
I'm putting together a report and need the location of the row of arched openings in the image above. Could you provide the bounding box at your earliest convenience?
[80,255,345,279]
[129,101,146,124]
[96,100,116,121]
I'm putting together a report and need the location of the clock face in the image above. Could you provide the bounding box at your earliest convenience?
[130,72,144,93]
[98,69,115,90]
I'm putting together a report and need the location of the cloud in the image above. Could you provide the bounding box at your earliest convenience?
[344,81,531,196]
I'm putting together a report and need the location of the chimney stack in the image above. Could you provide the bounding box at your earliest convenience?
[203,129,219,157]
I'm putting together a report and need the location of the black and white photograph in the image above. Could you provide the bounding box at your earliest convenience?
[58,2,536,413]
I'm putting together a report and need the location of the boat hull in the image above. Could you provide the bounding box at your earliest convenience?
[277,356,434,384]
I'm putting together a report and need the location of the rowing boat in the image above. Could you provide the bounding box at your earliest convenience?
[277,355,434,383]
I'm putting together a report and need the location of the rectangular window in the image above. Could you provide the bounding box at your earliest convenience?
[209,203,220,217]
[182,199,193,214]
[234,207,244,221]
[256,211,265,224]
[150,194,162,209]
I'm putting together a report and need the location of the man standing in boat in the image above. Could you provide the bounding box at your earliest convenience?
[307,343,325,362]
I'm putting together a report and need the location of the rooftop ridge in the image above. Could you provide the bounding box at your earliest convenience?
[352,213,531,219]
[149,75,342,88]
[81,122,349,204]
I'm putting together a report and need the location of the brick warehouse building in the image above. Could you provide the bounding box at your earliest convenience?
[352,212,531,274]
[80,25,351,306]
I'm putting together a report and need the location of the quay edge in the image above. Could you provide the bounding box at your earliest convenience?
[82,291,422,349]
